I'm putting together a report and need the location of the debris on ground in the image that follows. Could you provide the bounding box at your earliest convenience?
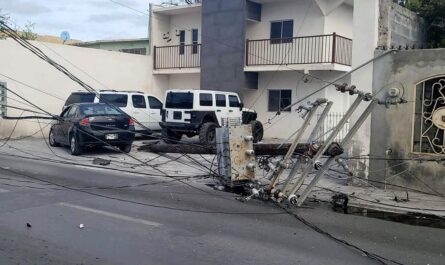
[92,158,111,166]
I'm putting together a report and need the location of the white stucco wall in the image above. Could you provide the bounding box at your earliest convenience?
[349,0,380,159]
[324,3,353,37]
[0,39,154,138]
[151,12,170,47]
[152,7,202,48]
[241,70,350,139]
[168,74,200,90]
[246,0,325,40]
[169,12,202,46]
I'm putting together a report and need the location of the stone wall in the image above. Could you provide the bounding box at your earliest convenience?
[378,0,426,48]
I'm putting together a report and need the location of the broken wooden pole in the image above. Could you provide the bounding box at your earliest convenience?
[138,142,343,157]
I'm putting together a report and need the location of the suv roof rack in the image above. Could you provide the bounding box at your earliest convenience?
[99,90,144,94]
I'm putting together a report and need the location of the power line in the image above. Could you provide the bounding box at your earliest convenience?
[0,166,286,215]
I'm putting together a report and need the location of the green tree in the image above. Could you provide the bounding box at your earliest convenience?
[0,9,10,39]
[20,21,38,40]
[0,9,37,41]
[405,0,445,47]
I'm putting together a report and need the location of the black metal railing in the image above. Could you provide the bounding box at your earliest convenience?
[153,44,201,70]
[245,33,352,67]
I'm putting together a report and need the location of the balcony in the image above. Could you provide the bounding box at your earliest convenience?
[153,33,352,74]
[153,44,201,74]
[245,33,352,72]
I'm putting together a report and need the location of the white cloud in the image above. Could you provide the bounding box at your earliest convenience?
[0,0,157,41]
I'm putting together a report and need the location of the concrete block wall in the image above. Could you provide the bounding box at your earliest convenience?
[378,0,426,48]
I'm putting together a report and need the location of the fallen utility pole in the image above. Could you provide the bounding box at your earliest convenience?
[293,101,377,206]
[268,98,327,191]
[138,142,342,156]
[280,101,333,194]
[284,85,407,206]
[282,93,368,199]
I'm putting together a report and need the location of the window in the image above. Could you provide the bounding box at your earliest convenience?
[61,106,71,118]
[200,93,213,106]
[268,90,292,112]
[165,92,193,109]
[119,48,147,55]
[179,30,185,55]
[413,77,445,154]
[270,20,293,44]
[132,95,146,108]
[228,95,240,108]
[79,104,122,117]
[147,96,163,109]
[216,94,226,107]
[192,29,198,54]
[65,93,95,106]
[66,106,78,118]
[99,94,128,107]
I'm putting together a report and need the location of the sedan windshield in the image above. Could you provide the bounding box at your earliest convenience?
[79,104,122,117]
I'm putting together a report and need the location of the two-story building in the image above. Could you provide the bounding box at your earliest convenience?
[148,0,422,140]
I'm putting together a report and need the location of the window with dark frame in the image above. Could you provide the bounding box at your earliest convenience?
[270,20,294,44]
[132,95,147,109]
[192,29,198,54]
[179,30,185,55]
[99,94,128,108]
[200,93,213,106]
[228,95,240,108]
[119,48,147,55]
[268,90,292,112]
[147,96,163,109]
[216,94,226,107]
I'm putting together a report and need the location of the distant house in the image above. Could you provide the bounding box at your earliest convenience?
[73,38,150,55]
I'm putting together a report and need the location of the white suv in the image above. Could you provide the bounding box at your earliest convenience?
[64,90,163,132]
[160,90,263,144]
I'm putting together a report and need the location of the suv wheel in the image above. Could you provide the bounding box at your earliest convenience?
[49,129,59,147]
[69,134,82,156]
[199,122,217,145]
[162,128,182,144]
[250,120,264,143]
[119,144,132,153]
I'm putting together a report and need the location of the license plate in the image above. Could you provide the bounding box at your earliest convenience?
[105,134,118,140]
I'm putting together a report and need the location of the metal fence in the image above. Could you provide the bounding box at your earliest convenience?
[316,112,350,142]
[245,33,352,67]
[153,44,201,69]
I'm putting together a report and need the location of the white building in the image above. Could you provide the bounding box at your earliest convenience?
[149,0,372,140]
[0,0,423,145]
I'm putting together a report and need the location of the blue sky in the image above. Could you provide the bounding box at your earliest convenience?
[0,0,167,41]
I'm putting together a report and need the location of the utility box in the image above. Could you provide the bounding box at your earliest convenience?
[0,82,6,117]
[216,125,256,187]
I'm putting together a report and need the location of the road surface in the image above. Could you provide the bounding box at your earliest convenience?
[0,153,443,265]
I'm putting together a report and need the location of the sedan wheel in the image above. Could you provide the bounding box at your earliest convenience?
[49,129,58,147]
[70,135,82,156]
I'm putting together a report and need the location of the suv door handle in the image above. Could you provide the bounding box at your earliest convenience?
[216,110,221,112]
[229,110,233,112]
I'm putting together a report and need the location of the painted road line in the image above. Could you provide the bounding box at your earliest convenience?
[58,202,162,227]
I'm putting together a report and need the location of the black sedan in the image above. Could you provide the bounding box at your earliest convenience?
[49,103,135,155]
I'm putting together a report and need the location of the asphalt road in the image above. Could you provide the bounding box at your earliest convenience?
[0,154,444,265]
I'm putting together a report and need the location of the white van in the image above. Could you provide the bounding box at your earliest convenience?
[64,90,163,132]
